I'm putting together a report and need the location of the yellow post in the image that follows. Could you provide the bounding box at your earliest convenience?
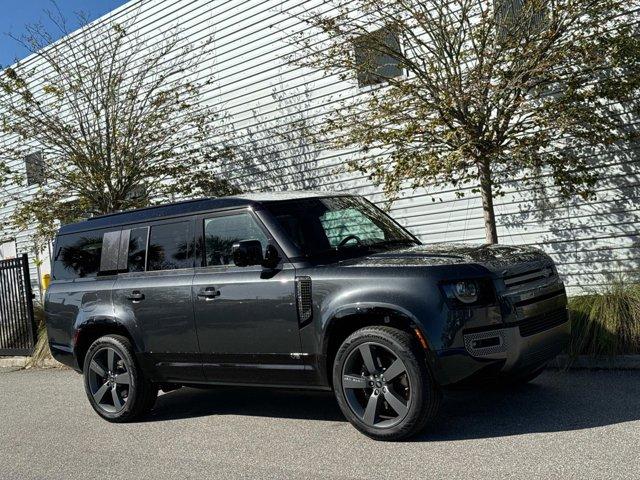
[42,273,51,291]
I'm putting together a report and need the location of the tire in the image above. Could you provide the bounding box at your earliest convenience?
[83,334,158,422]
[332,326,441,441]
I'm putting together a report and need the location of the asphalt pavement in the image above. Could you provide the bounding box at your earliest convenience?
[0,368,638,479]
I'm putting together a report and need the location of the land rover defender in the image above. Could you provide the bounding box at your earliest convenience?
[45,192,569,440]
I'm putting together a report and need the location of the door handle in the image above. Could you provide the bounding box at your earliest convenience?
[198,286,221,300]
[127,290,145,302]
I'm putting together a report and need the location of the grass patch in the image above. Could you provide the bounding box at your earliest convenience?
[26,303,62,368]
[568,282,640,357]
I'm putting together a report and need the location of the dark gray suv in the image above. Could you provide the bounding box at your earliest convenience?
[45,192,569,440]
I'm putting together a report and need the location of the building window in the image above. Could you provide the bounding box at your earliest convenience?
[495,0,547,32]
[24,151,45,186]
[0,240,17,260]
[353,28,403,88]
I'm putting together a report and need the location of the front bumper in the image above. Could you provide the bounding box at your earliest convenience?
[435,310,569,385]
[434,260,570,385]
[462,309,570,371]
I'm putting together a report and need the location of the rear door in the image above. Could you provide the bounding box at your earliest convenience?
[192,209,304,385]
[112,217,202,383]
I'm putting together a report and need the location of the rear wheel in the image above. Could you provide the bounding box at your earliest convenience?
[83,335,158,422]
[332,326,441,441]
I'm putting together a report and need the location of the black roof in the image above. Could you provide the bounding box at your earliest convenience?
[57,191,351,235]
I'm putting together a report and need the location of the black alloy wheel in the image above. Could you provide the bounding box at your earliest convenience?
[333,326,441,441]
[87,346,131,413]
[341,342,411,428]
[83,335,158,422]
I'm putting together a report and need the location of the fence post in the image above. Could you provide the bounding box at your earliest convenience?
[21,253,37,349]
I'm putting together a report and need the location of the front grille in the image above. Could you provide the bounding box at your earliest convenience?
[517,308,568,337]
[503,265,556,291]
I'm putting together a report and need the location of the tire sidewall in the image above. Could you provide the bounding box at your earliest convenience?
[332,328,430,440]
[82,335,142,421]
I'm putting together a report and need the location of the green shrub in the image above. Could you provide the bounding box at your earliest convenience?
[568,282,640,357]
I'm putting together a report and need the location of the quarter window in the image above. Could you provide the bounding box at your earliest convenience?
[147,221,193,271]
[52,230,108,280]
[203,213,268,266]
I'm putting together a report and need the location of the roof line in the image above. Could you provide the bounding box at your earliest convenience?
[86,197,212,221]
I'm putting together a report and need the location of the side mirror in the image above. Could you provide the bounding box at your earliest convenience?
[262,244,281,269]
[232,240,263,267]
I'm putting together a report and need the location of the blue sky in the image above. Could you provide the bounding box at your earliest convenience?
[0,0,129,67]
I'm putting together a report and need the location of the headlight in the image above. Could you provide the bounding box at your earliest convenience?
[453,281,479,304]
[440,279,494,307]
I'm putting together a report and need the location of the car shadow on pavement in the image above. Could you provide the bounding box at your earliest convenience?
[418,370,640,441]
[145,371,640,440]
[146,386,345,423]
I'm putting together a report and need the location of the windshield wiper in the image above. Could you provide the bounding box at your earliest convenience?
[373,239,417,248]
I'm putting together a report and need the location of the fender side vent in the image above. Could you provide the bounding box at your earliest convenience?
[295,276,313,326]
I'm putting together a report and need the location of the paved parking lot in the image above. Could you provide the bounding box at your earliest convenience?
[0,368,638,479]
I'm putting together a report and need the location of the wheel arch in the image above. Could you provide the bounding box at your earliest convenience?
[321,303,434,388]
[73,318,142,371]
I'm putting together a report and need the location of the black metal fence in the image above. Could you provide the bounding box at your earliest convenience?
[0,254,36,356]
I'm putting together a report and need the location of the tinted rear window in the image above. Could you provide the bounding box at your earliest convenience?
[127,227,148,272]
[147,221,193,271]
[52,230,107,280]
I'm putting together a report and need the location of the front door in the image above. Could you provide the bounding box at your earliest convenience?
[112,218,202,383]
[192,210,304,385]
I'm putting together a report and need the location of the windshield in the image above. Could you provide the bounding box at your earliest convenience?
[265,196,418,258]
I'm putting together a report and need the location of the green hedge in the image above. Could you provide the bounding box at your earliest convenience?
[568,282,640,357]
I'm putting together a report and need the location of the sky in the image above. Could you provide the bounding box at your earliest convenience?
[0,0,129,67]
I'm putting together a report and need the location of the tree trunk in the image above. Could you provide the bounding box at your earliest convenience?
[477,158,499,244]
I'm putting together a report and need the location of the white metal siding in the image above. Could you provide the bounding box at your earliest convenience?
[1,0,638,294]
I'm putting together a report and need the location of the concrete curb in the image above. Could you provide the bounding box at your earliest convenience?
[0,356,66,370]
[548,354,640,370]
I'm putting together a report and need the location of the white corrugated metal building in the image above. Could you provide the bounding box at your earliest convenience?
[1,0,638,295]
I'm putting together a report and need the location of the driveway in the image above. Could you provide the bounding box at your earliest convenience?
[0,368,638,479]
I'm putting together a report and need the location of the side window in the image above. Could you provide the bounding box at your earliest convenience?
[52,230,107,280]
[203,213,268,266]
[147,221,193,271]
[127,227,148,272]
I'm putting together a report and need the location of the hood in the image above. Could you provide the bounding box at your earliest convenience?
[339,243,552,274]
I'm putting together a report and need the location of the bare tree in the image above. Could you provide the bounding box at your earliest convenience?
[0,7,238,247]
[290,0,640,243]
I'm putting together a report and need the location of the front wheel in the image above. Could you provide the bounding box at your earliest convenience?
[83,334,158,422]
[332,326,441,441]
